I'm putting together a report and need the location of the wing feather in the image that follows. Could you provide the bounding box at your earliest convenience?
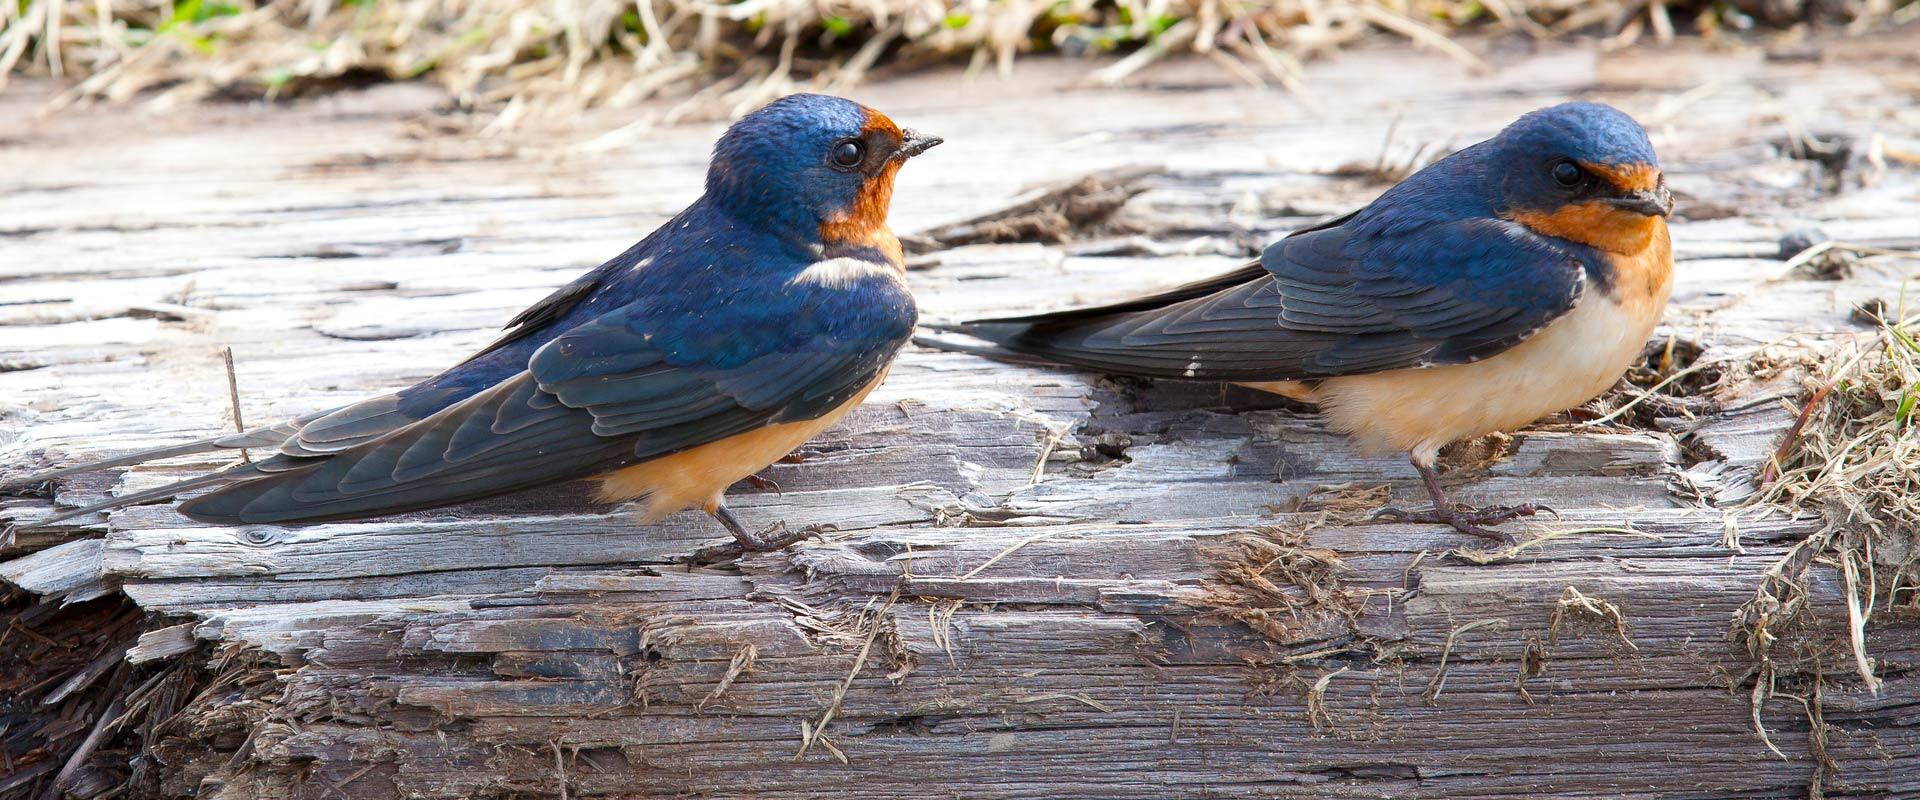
[179,268,915,525]
[949,217,1588,381]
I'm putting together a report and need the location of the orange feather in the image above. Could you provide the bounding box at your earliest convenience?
[1507,202,1664,256]
[820,111,908,264]
[594,371,887,522]
[1581,161,1661,193]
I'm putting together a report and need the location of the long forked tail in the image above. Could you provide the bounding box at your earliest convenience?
[13,464,270,529]
[911,322,1069,368]
[915,319,1209,379]
[1,419,306,491]
[5,428,291,529]
[5,385,508,528]
[3,390,441,524]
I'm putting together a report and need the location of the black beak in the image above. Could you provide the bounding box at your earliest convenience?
[1607,183,1674,218]
[895,129,943,161]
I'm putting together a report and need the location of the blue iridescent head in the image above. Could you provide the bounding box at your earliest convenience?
[1488,102,1673,253]
[706,93,941,247]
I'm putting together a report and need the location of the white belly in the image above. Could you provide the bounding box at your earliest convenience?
[1303,281,1668,465]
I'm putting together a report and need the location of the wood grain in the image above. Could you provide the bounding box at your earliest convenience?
[5,37,1920,799]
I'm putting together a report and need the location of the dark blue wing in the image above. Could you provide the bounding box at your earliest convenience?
[955,217,1588,381]
[179,275,916,524]
[526,285,914,455]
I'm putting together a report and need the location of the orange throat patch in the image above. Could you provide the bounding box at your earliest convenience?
[1507,202,1664,255]
[1611,219,1673,308]
[819,111,907,265]
[820,159,903,263]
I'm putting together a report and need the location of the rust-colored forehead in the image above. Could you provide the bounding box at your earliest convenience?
[860,109,903,141]
[1580,160,1661,192]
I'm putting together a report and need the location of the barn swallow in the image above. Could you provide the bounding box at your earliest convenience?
[933,103,1673,540]
[8,93,941,552]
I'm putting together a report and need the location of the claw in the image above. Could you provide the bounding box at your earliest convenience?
[740,521,837,551]
[742,473,783,496]
[1369,503,1543,542]
[1389,459,1548,542]
[702,505,836,559]
[1448,517,1511,543]
[1465,503,1544,527]
[733,521,796,551]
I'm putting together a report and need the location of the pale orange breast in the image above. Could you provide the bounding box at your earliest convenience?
[594,371,888,522]
[1249,227,1673,466]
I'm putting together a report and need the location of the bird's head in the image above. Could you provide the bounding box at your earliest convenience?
[1490,102,1672,254]
[706,93,941,250]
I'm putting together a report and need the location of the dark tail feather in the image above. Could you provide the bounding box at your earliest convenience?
[912,323,1065,368]
[2,421,302,489]
[16,466,261,529]
[917,320,1242,381]
[178,375,632,525]
[5,438,230,488]
[176,434,621,526]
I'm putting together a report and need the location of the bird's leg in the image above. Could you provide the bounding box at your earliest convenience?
[739,453,807,494]
[1372,459,1549,541]
[709,504,833,552]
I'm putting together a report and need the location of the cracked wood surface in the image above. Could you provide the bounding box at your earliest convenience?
[5,35,1920,800]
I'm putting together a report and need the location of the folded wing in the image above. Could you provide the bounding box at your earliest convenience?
[178,282,915,525]
[954,217,1587,381]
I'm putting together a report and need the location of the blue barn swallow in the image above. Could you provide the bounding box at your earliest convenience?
[935,103,1673,539]
[8,93,940,552]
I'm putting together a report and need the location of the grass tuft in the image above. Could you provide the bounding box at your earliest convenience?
[1735,304,1920,688]
[0,0,1913,122]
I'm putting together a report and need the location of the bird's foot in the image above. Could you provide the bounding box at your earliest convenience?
[742,473,783,495]
[685,522,836,565]
[734,521,837,552]
[696,504,839,563]
[1371,503,1552,541]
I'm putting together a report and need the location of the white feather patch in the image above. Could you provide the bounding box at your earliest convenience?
[786,257,898,289]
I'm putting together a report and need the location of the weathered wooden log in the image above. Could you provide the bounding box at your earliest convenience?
[5,37,1920,800]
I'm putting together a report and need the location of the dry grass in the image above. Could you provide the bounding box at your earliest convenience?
[1547,585,1637,652]
[695,642,757,710]
[1198,484,1399,643]
[2,0,1913,123]
[1200,498,1368,643]
[1748,308,1920,613]
[1733,305,1920,714]
[1423,617,1505,703]
[795,588,900,762]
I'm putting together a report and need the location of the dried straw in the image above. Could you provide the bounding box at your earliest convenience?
[2,0,1909,124]
[1737,304,1920,693]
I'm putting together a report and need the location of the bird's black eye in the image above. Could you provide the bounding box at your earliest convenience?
[1550,159,1583,188]
[830,139,865,169]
